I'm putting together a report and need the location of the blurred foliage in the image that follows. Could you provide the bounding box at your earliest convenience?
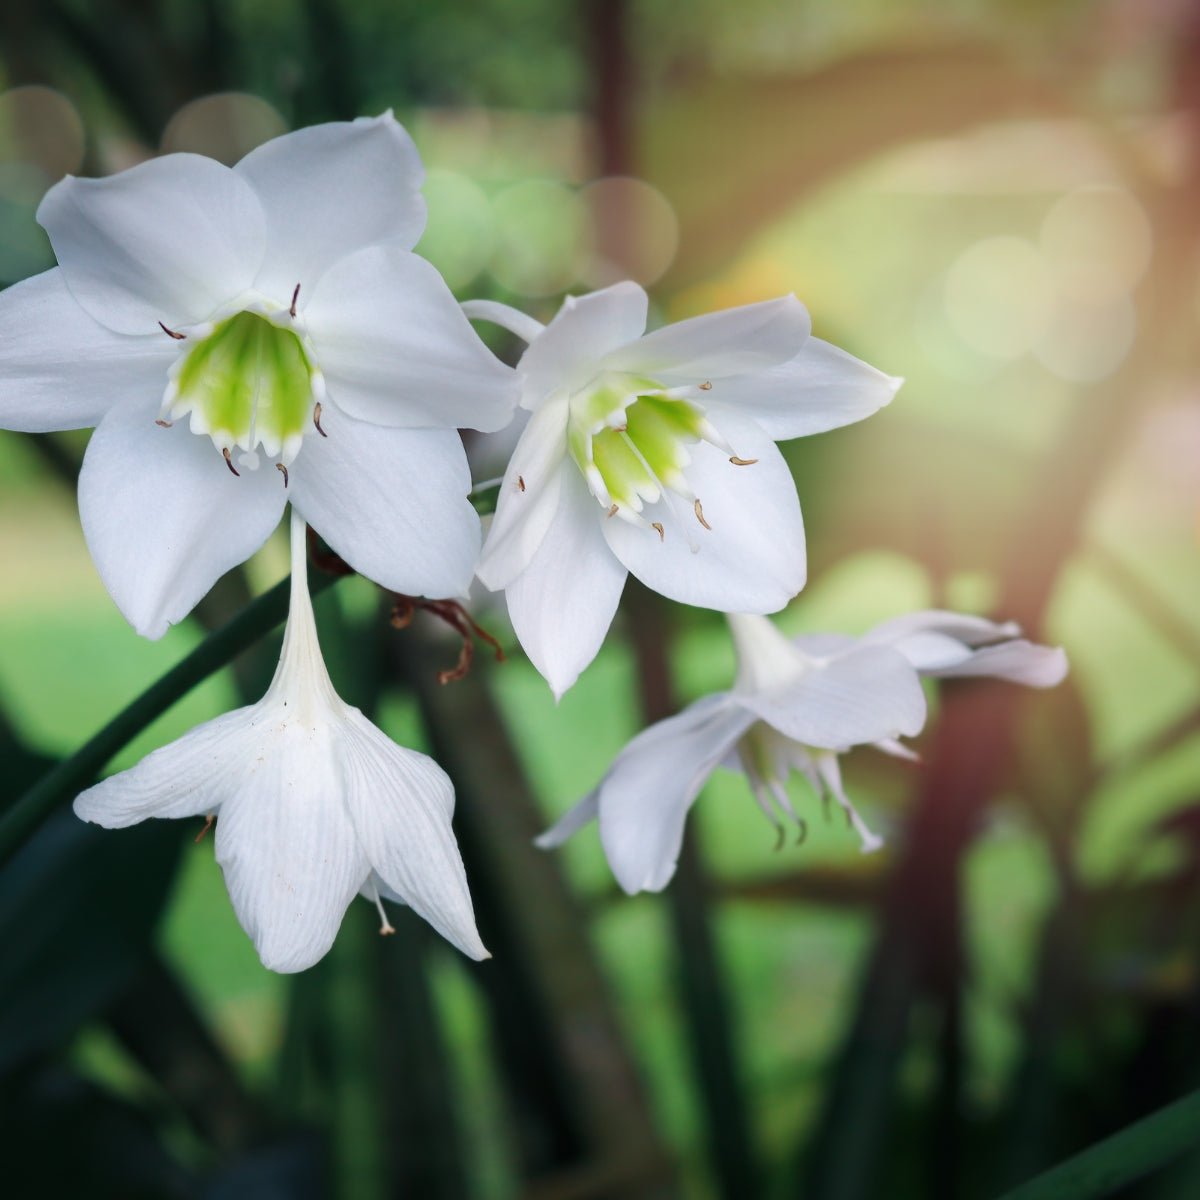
[2,0,1200,1198]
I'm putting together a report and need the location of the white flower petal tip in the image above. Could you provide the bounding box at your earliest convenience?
[75,513,485,973]
[10,117,498,635]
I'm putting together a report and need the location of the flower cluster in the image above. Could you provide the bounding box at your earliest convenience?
[0,114,1067,971]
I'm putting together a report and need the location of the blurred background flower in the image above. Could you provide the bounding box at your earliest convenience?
[0,1,1198,1197]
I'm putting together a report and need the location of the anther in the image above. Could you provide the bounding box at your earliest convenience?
[698,380,713,391]
[158,320,186,340]
[693,498,712,530]
[651,522,665,541]
[773,824,786,852]
[729,456,758,466]
[607,504,619,519]
[194,814,215,844]
[222,447,240,477]
[313,402,327,437]
[290,283,301,318]
[276,462,289,487]
[517,475,526,492]
[795,820,809,847]
[155,418,173,428]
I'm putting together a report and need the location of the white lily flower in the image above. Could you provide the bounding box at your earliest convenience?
[0,114,518,638]
[537,609,1067,895]
[74,510,488,973]
[462,283,901,698]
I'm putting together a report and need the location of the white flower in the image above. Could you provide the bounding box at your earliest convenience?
[0,114,518,638]
[537,609,1067,895]
[74,510,487,973]
[462,283,901,698]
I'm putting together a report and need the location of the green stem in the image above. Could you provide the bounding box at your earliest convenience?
[0,571,341,868]
[998,1087,1200,1200]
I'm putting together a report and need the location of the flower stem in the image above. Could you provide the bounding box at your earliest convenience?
[0,567,343,868]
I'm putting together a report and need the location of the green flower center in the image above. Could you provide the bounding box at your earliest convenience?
[163,311,318,472]
[566,373,751,536]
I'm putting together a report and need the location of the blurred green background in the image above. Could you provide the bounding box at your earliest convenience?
[1,1,1199,1197]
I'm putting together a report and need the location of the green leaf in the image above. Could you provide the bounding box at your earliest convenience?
[999,1088,1200,1200]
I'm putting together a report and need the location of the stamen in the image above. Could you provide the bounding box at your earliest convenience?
[158,320,187,340]
[370,884,396,936]
[694,498,712,530]
[774,824,786,852]
[276,462,289,487]
[194,814,215,844]
[607,504,619,518]
[222,447,240,476]
[517,475,526,492]
[651,522,665,541]
[290,283,301,319]
[155,418,173,428]
[795,820,809,846]
[698,380,713,391]
[729,456,758,466]
[313,402,327,437]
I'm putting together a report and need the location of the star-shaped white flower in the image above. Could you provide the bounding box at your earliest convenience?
[463,283,901,697]
[537,609,1068,894]
[74,511,487,973]
[0,114,518,638]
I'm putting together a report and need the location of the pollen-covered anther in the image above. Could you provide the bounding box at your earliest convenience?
[607,504,619,519]
[698,380,713,391]
[517,475,526,492]
[158,321,186,340]
[276,462,289,487]
[194,814,215,844]
[694,498,712,530]
[729,456,758,466]
[651,521,665,541]
[222,447,239,477]
[155,418,172,428]
[313,402,327,437]
[290,283,300,319]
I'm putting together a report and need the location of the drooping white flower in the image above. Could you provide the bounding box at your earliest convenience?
[462,283,901,697]
[537,609,1067,895]
[74,510,487,973]
[0,114,518,638]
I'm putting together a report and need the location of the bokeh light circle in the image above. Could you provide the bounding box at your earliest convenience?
[161,93,288,165]
[1039,185,1152,303]
[943,236,1053,359]
[490,179,587,297]
[580,175,678,287]
[0,86,85,181]
[417,169,495,291]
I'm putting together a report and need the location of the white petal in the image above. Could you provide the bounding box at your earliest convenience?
[603,409,805,612]
[863,609,1022,650]
[534,791,599,848]
[236,114,427,301]
[461,298,546,345]
[792,632,857,658]
[306,245,518,432]
[920,640,1069,687]
[476,398,569,590]
[0,268,176,432]
[73,706,257,827]
[289,409,480,599]
[340,710,488,960]
[861,609,1068,686]
[740,644,927,750]
[518,282,648,406]
[79,400,287,638]
[505,471,628,699]
[701,336,902,441]
[215,721,370,974]
[596,694,755,894]
[601,295,810,382]
[38,154,265,335]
